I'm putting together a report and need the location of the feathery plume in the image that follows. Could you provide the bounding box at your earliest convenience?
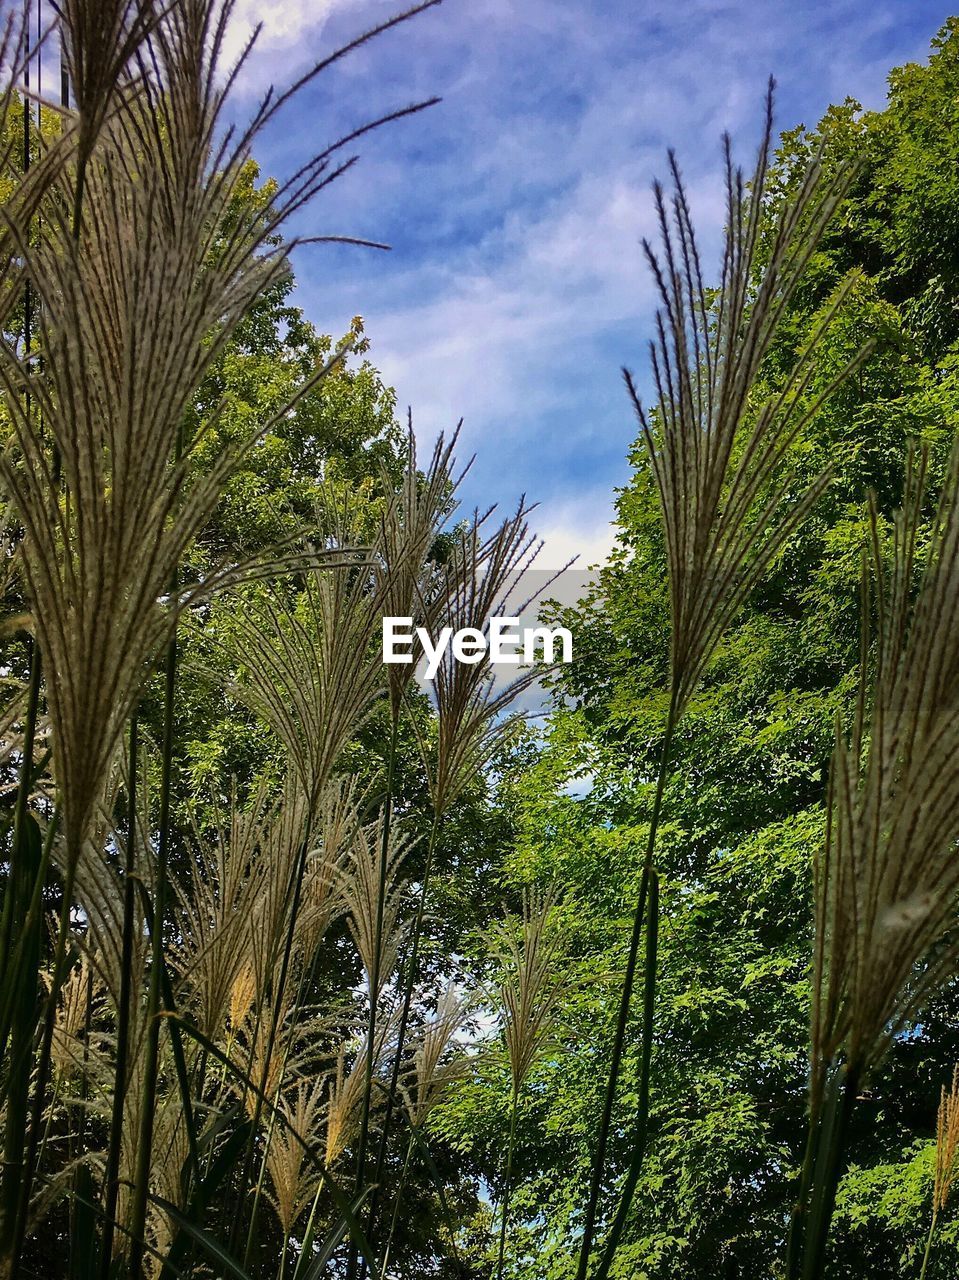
[266,1076,327,1236]
[919,1066,959,1280]
[400,984,471,1129]
[794,442,959,1277]
[584,88,869,1280]
[813,444,959,1085]
[340,812,411,1003]
[625,82,866,718]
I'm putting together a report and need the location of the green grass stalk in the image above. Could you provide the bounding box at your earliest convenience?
[128,630,179,1279]
[347,712,400,1280]
[495,1085,520,1280]
[576,704,676,1279]
[363,809,444,1266]
[98,713,139,1279]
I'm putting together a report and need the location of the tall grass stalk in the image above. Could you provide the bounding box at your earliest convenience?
[350,428,463,1279]
[577,708,675,1280]
[98,713,139,1278]
[791,440,959,1276]
[128,623,179,1278]
[375,985,469,1276]
[0,0,443,1273]
[365,502,544,1264]
[490,888,565,1280]
[0,62,42,1251]
[919,1067,959,1280]
[577,86,865,1277]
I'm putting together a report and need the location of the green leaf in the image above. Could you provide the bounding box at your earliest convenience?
[147,1193,252,1280]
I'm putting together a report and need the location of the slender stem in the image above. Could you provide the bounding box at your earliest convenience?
[9,851,78,1280]
[0,642,41,1070]
[495,1086,520,1280]
[230,825,314,1258]
[0,54,40,1027]
[128,631,178,1279]
[576,699,677,1280]
[347,715,401,1280]
[785,1076,822,1280]
[364,809,443,1267]
[5,41,73,1279]
[379,1131,414,1280]
[0,807,41,1266]
[68,964,96,1280]
[99,712,139,1279]
[348,714,401,1280]
[243,953,316,1269]
[593,869,660,1280]
[291,1180,326,1280]
[918,1208,937,1280]
[796,1063,859,1280]
[0,642,41,988]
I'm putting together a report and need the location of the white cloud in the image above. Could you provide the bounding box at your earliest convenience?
[221,0,362,93]
[281,0,944,543]
[346,164,726,510]
[537,503,617,572]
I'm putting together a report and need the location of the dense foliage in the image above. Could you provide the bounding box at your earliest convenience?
[4,7,959,1280]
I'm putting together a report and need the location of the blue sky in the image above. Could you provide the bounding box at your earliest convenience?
[228,0,952,566]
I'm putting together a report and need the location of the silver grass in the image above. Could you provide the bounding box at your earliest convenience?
[625,85,867,719]
[919,1066,959,1280]
[231,1003,331,1124]
[399,984,470,1129]
[60,775,148,1007]
[379,423,468,717]
[228,530,391,813]
[365,503,551,1257]
[170,784,274,1038]
[57,0,157,198]
[265,1076,328,1236]
[325,1041,370,1168]
[276,779,358,1001]
[582,93,869,1280]
[348,425,467,1260]
[791,442,959,1278]
[933,1068,959,1218]
[48,956,97,1084]
[813,443,959,1084]
[489,887,566,1280]
[325,1018,398,1168]
[420,501,545,817]
[488,887,565,1097]
[340,811,411,1003]
[0,0,431,870]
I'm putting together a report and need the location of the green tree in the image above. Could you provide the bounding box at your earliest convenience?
[436,20,959,1279]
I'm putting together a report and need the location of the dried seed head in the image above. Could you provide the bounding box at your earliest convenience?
[935,1066,959,1216]
[325,1041,368,1167]
[47,954,97,1081]
[420,501,546,816]
[488,886,567,1095]
[339,812,411,999]
[265,1077,327,1235]
[228,961,257,1035]
[627,84,866,718]
[379,421,467,716]
[401,984,471,1128]
[813,443,959,1085]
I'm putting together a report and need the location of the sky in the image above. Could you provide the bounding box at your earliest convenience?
[226,0,953,568]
